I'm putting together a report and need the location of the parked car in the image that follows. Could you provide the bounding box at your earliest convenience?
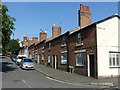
[0,53,6,58]
[5,53,11,57]
[20,58,35,70]
[16,55,27,65]
[10,54,17,62]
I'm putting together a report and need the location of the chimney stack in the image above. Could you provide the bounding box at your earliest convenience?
[28,39,33,45]
[23,35,28,46]
[78,4,92,28]
[52,24,61,37]
[23,35,28,41]
[32,37,38,44]
[40,31,47,42]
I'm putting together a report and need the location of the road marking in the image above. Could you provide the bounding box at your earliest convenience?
[46,76,67,83]
[46,76,104,88]
[11,63,32,88]
[22,80,32,88]
[46,77,81,86]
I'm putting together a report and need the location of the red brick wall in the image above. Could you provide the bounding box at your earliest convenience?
[68,25,98,77]
[35,41,45,64]
[44,42,48,65]
[44,35,68,71]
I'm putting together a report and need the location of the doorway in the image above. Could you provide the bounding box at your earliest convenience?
[52,55,58,69]
[37,55,40,64]
[89,54,95,77]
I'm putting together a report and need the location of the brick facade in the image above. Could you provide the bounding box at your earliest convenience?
[43,32,69,71]
[34,40,45,64]
[68,24,98,77]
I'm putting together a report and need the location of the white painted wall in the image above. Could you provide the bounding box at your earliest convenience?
[96,16,120,78]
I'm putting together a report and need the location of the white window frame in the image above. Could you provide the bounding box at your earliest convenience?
[109,52,120,67]
[61,51,67,64]
[48,55,50,63]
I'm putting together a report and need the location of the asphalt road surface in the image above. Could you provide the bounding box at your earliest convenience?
[1,57,96,88]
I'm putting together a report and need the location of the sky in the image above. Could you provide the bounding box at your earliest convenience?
[2,2,118,41]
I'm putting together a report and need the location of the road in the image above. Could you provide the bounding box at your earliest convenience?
[1,57,95,88]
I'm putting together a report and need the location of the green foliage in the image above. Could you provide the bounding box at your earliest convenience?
[5,39,20,54]
[1,4,16,53]
[0,3,2,53]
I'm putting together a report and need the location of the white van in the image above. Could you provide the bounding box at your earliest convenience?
[16,55,27,65]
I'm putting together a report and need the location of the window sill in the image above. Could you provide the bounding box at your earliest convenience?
[61,44,66,47]
[76,65,84,67]
[76,43,83,47]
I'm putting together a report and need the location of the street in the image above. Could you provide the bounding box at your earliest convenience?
[1,57,95,88]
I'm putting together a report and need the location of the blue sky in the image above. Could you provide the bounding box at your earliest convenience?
[3,2,118,41]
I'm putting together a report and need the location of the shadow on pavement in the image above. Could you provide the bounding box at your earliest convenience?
[0,61,18,73]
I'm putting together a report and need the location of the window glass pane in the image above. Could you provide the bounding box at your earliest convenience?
[48,56,50,63]
[61,53,67,64]
[41,53,44,60]
[116,54,119,66]
[77,54,79,65]
[109,54,112,66]
[113,54,115,66]
[76,33,82,44]
[76,52,85,66]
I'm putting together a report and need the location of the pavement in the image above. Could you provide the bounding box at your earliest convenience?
[34,62,120,88]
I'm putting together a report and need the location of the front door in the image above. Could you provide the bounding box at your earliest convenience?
[89,54,95,77]
[52,55,58,69]
[52,55,55,68]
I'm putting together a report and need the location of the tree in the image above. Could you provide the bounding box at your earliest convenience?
[1,4,16,53]
[0,4,2,53]
[5,39,20,55]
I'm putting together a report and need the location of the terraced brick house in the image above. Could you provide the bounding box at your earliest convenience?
[22,4,120,78]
